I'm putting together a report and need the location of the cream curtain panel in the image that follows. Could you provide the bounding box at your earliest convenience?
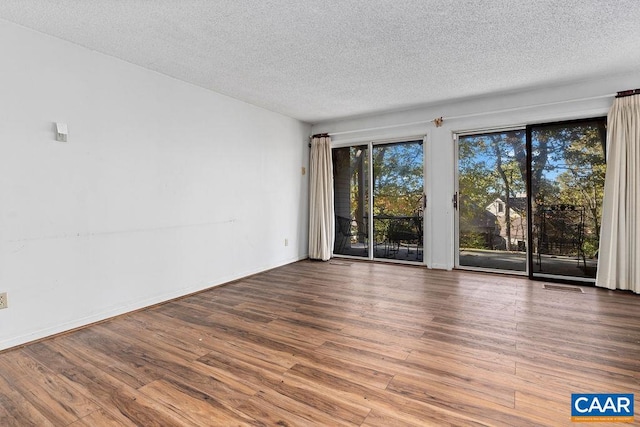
[596,94,640,293]
[308,135,334,261]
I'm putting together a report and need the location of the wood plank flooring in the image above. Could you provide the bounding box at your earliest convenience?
[1,259,639,426]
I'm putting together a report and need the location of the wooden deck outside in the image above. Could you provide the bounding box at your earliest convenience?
[0,259,639,426]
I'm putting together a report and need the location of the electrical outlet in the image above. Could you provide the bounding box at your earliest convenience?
[0,292,7,309]
[284,238,289,247]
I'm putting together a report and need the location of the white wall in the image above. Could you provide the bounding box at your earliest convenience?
[312,72,640,270]
[0,20,310,350]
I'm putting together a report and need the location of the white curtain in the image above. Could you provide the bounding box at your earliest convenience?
[596,94,640,293]
[308,135,334,261]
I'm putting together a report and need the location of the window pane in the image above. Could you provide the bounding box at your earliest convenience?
[530,119,606,280]
[458,130,527,272]
[332,146,369,257]
[372,141,423,262]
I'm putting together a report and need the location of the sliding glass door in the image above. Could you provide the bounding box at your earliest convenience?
[333,139,425,264]
[456,130,527,272]
[456,117,606,282]
[529,119,607,281]
[332,145,369,257]
[372,140,424,262]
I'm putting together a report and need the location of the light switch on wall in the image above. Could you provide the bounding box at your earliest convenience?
[55,122,68,142]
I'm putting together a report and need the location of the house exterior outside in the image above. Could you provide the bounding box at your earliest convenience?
[485,197,527,251]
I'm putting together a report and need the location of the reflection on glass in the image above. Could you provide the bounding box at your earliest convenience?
[332,146,369,257]
[458,131,527,272]
[530,120,606,280]
[372,141,424,262]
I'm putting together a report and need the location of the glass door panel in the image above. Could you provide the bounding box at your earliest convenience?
[529,119,606,281]
[332,145,369,257]
[457,130,527,272]
[372,140,424,262]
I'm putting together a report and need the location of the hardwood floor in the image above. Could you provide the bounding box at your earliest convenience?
[1,259,639,426]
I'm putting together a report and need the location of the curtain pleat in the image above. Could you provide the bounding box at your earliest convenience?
[596,95,640,293]
[308,136,334,261]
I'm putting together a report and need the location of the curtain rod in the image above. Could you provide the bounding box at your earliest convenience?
[616,88,640,98]
[311,93,615,138]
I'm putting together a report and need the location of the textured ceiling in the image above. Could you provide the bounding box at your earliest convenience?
[1,1,639,123]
